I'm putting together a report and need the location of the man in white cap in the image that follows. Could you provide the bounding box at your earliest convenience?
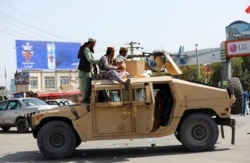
[78,38,99,103]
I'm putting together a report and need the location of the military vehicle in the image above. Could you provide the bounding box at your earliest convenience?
[26,51,240,159]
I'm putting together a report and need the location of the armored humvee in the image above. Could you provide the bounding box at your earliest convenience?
[27,51,239,159]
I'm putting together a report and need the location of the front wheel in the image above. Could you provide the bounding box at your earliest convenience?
[37,121,77,159]
[179,113,218,152]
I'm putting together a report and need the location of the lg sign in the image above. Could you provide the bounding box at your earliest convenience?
[226,39,250,58]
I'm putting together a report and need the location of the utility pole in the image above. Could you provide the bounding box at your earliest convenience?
[126,41,143,55]
[195,44,200,80]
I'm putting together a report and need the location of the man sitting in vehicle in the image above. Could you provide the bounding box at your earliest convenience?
[99,47,130,89]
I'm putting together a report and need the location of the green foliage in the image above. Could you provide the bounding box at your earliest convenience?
[177,56,250,90]
[209,63,222,87]
[240,56,250,90]
[178,65,196,81]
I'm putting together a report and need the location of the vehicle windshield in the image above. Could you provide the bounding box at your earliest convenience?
[22,98,47,106]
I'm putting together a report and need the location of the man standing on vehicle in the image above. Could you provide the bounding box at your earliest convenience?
[78,38,99,103]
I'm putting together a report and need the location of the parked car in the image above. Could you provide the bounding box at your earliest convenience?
[45,99,75,106]
[0,97,58,132]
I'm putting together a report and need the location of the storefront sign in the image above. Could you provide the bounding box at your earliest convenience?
[225,39,250,58]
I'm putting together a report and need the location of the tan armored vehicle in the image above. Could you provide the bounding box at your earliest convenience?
[27,51,239,159]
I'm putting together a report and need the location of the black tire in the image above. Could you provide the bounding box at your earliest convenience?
[75,137,81,148]
[16,118,29,133]
[227,78,243,115]
[179,113,218,152]
[1,127,11,132]
[37,121,77,159]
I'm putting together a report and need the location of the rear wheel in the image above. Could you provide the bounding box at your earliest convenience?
[1,127,11,132]
[16,118,29,133]
[37,121,77,159]
[179,113,218,152]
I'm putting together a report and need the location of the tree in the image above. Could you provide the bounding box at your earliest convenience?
[209,63,222,87]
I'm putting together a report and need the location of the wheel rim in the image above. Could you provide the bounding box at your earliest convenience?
[50,133,65,148]
[191,125,207,141]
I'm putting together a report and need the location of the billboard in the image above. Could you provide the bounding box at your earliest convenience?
[16,40,81,70]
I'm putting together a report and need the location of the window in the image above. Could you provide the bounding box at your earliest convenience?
[22,98,47,106]
[7,101,21,110]
[133,88,146,102]
[60,76,69,85]
[30,77,38,88]
[95,89,130,103]
[45,77,55,88]
[109,90,121,102]
[0,101,7,111]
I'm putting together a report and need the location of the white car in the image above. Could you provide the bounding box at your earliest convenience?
[0,97,57,132]
[45,99,75,106]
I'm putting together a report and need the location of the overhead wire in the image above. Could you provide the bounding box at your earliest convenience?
[0,1,125,47]
[0,11,77,41]
[0,28,36,39]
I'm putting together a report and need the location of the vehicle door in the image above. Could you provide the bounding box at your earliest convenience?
[131,82,155,133]
[92,84,133,135]
[3,100,21,124]
[0,101,8,124]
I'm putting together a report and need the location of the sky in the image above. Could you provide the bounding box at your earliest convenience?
[0,0,249,87]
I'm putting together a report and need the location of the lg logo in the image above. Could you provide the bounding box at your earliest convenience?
[229,44,237,53]
[229,43,247,53]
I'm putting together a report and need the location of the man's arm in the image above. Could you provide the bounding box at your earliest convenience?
[84,48,99,64]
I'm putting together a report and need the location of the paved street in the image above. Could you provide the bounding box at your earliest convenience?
[0,115,250,163]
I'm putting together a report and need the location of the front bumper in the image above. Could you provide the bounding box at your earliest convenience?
[24,111,39,128]
[216,118,236,144]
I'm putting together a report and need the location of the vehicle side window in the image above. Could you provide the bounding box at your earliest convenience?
[7,101,21,110]
[0,101,7,111]
[132,88,146,102]
[109,90,121,102]
[122,90,130,102]
[96,89,129,103]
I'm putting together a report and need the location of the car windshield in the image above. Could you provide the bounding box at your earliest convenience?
[22,98,47,106]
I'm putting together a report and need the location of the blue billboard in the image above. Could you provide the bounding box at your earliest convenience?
[16,40,81,70]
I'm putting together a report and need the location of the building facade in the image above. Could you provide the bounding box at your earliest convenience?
[14,70,81,102]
